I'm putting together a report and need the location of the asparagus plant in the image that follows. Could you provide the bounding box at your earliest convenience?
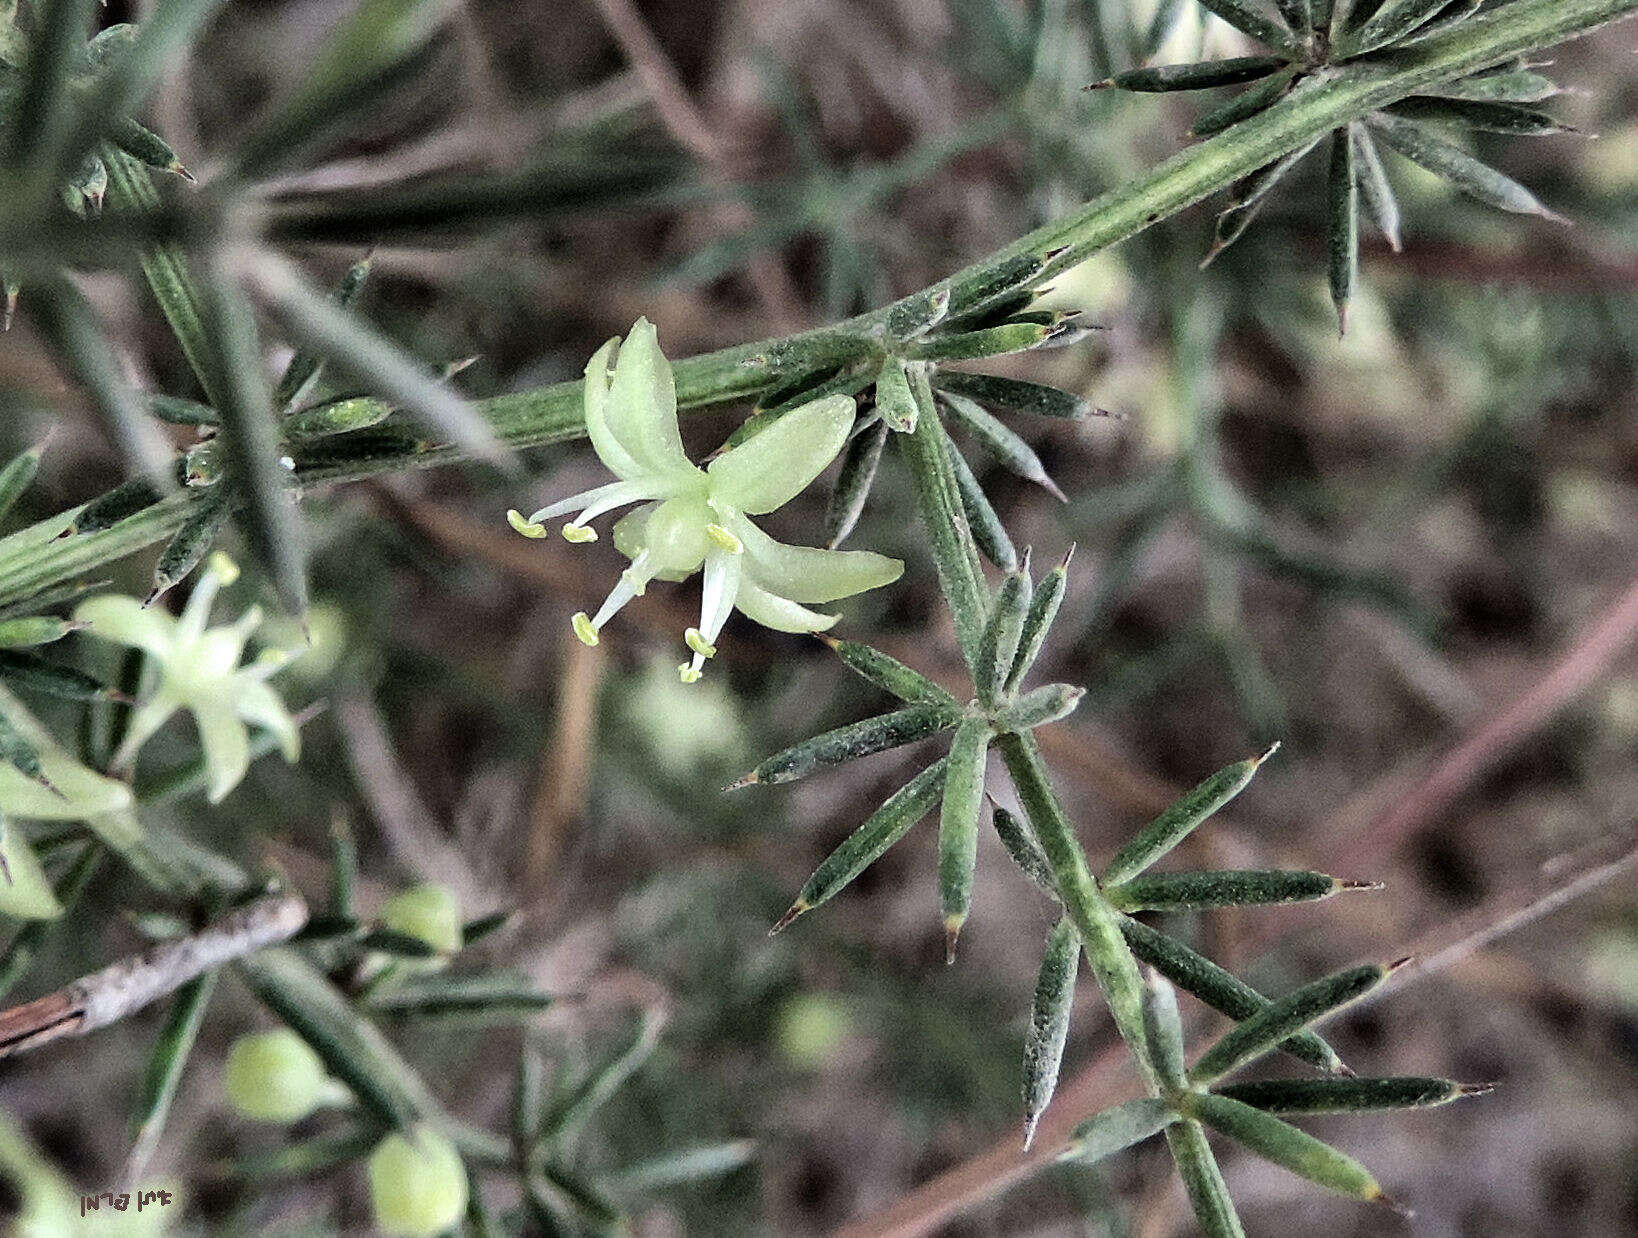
[0,0,1632,1232]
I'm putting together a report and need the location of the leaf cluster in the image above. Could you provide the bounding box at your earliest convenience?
[1098,0,1576,329]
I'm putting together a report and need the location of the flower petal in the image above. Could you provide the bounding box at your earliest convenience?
[732,578,840,634]
[583,336,648,481]
[0,686,134,818]
[733,515,904,603]
[697,549,742,645]
[73,594,176,657]
[681,548,744,682]
[234,678,302,762]
[195,696,251,804]
[114,696,180,769]
[0,739,136,820]
[606,317,693,478]
[0,828,63,920]
[707,394,856,515]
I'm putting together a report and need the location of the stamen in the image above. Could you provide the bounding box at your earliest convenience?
[507,510,547,538]
[705,523,743,553]
[681,549,741,684]
[530,481,631,523]
[562,524,597,543]
[244,648,294,681]
[572,612,599,646]
[533,479,670,534]
[584,552,655,638]
[208,552,241,587]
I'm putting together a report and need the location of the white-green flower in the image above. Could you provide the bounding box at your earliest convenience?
[508,318,903,682]
[73,553,301,803]
[0,683,133,919]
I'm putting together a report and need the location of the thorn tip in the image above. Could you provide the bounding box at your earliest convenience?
[769,901,808,936]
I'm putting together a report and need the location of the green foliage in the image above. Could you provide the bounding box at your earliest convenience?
[0,0,1629,1231]
[1099,0,1584,329]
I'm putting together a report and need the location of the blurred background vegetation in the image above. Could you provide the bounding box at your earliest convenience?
[2,0,1638,1234]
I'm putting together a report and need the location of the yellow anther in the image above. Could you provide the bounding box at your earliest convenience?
[561,523,597,543]
[208,551,240,586]
[571,612,599,646]
[507,509,547,538]
[678,662,703,684]
[705,523,743,553]
[685,628,717,658]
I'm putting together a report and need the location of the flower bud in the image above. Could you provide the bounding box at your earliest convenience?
[380,884,462,955]
[223,1029,330,1122]
[367,1125,469,1238]
[774,993,853,1070]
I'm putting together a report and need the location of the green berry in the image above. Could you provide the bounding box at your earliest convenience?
[223,1029,330,1123]
[367,1125,469,1237]
[380,884,462,955]
[774,992,853,1070]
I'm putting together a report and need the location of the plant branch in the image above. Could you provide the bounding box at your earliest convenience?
[0,891,306,1059]
[1,0,1630,607]
[838,817,1638,1238]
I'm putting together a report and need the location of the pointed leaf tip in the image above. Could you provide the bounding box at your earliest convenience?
[943,916,964,965]
[769,901,808,936]
[1375,1191,1412,1218]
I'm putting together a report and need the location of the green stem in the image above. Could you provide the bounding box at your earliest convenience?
[892,388,1160,1093]
[995,730,1157,1090]
[0,0,1630,606]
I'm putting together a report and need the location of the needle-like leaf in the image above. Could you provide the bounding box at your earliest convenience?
[1367,110,1565,220]
[1327,128,1359,336]
[1350,122,1402,251]
[223,0,446,181]
[197,257,308,618]
[28,277,174,483]
[1021,915,1079,1147]
[1190,960,1405,1084]
[247,252,508,468]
